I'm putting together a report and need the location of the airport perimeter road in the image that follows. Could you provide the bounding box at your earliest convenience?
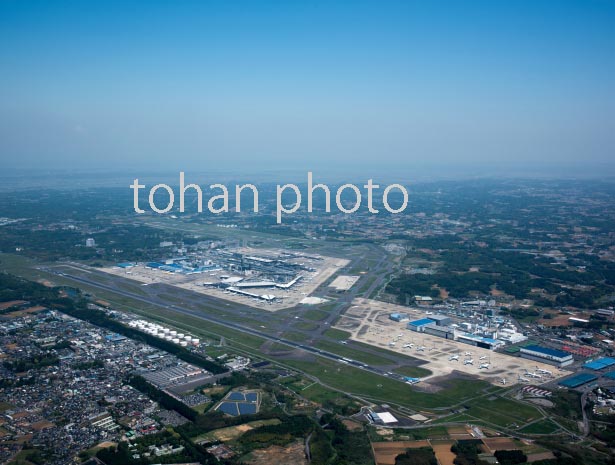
[42,265,412,383]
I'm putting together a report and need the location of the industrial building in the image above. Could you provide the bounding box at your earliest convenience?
[559,373,598,389]
[407,318,435,332]
[596,308,614,318]
[497,327,528,344]
[423,324,455,339]
[368,411,398,425]
[140,364,225,394]
[456,333,503,350]
[407,314,469,341]
[520,345,574,367]
[426,314,452,326]
[583,357,615,371]
[407,314,451,330]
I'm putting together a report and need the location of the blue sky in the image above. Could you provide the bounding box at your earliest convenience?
[0,0,613,177]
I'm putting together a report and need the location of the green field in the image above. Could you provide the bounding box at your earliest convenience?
[315,340,394,366]
[518,419,561,435]
[191,418,282,443]
[434,395,544,430]
[282,331,311,343]
[393,365,432,378]
[282,357,494,410]
[280,376,357,407]
[303,309,330,321]
[192,401,213,414]
[293,321,320,331]
[323,328,351,340]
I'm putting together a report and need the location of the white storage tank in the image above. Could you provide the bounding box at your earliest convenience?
[180,341,188,347]
[177,333,184,338]
[172,338,180,344]
[192,339,200,345]
[184,336,192,341]
[164,335,172,341]
[162,328,170,334]
[170,330,177,336]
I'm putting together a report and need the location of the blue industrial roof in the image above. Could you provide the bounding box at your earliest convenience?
[604,371,615,380]
[584,357,615,371]
[146,262,164,268]
[408,318,434,327]
[559,373,598,388]
[160,264,183,272]
[523,345,570,359]
[117,262,135,268]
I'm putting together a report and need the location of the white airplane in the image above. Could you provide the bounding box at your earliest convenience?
[518,376,529,382]
[500,378,507,385]
[479,355,487,360]
[389,342,396,347]
[403,343,414,349]
[465,351,473,356]
[416,346,426,352]
[536,368,552,375]
[526,372,542,379]
[449,354,459,361]
[479,363,490,369]
[464,359,474,365]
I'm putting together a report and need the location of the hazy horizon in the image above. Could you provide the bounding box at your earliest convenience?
[1,1,614,177]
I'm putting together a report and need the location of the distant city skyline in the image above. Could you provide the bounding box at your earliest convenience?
[1,1,613,177]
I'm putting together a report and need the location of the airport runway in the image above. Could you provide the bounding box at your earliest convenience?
[40,248,416,384]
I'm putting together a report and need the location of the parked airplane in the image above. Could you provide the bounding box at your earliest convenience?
[464,359,474,365]
[403,343,414,349]
[479,355,487,360]
[416,346,426,352]
[479,363,490,369]
[449,354,459,361]
[464,351,473,356]
[500,378,507,385]
[525,372,542,379]
[536,368,552,375]
[388,342,396,347]
[518,375,530,382]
